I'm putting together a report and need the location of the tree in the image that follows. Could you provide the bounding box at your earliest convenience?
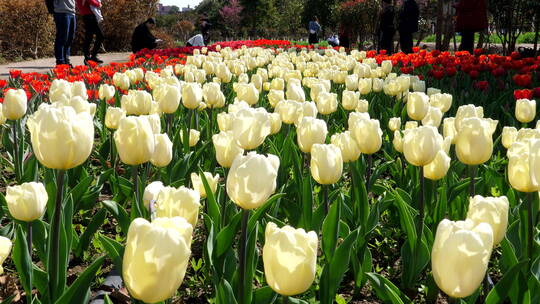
[220,0,243,36]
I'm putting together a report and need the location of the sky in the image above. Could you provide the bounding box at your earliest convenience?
[160,0,203,9]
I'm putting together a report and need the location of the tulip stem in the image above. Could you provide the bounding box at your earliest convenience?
[132,165,143,218]
[26,221,32,257]
[207,108,213,137]
[417,167,425,246]
[238,209,250,304]
[469,165,477,197]
[49,169,66,301]
[283,295,289,304]
[12,120,21,183]
[166,113,173,135]
[109,129,116,172]
[323,184,329,214]
[528,192,534,269]
[366,154,373,193]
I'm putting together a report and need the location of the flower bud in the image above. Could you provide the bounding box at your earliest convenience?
[393,130,403,152]
[467,195,509,245]
[235,83,259,105]
[403,126,443,166]
[507,141,536,192]
[268,90,285,107]
[143,181,164,208]
[443,118,457,144]
[502,126,518,149]
[154,84,181,114]
[455,104,483,131]
[372,78,383,92]
[422,106,443,127]
[232,107,271,150]
[412,80,426,92]
[269,112,282,135]
[455,118,496,165]
[150,134,173,167]
[121,90,153,115]
[3,89,27,120]
[6,182,48,222]
[342,90,360,111]
[180,129,200,147]
[297,117,328,153]
[0,237,12,275]
[355,99,369,113]
[430,93,452,113]
[105,107,126,130]
[203,83,225,108]
[155,186,201,227]
[310,144,343,184]
[515,99,536,123]
[351,116,382,154]
[263,222,318,296]
[388,117,401,132]
[316,92,338,115]
[114,116,155,165]
[358,78,372,95]
[182,82,203,109]
[212,131,244,168]
[113,72,130,90]
[424,150,451,180]
[345,74,359,91]
[407,92,429,121]
[191,172,219,199]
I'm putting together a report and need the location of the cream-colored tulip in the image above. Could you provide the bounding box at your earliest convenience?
[330,131,360,163]
[212,131,244,168]
[405,121,418,130]
[6,182,48,222]
[263,222,318,296]
[0,104,6,125]
[123,217,192,304]
[180,129,200,147]
[427,88,441,96]
[388,117,401,132]
[121,90,153,115]
[407,92,429,121]
[355,99,369,113]
[345,74,359,91]
[422,106,443,127]
[235,83,259,105]
[430,93,453,113]
[507,141,536,192]
[143,181,164,208]
[191,172,219,199]
[98,84,115,101]
[154,84,181,114]
[467,195,509,245]
[226,152,280,210]
[432,219,493,298]
[71,81,88,100]
[393,130,403,152]
[455,118,496,165]
[3,89,27,120]
[0,237,12,275]
[55,96,96,117]
[403,126,443,166]
[383,80,401,97]
[381,60,393,74]
[286,83,305,103]
[105,107,126,130]
[275,100,303,125]
[114,116,155,165]
[424,150,451,181]
[203,83,225,108]
[443,118,457,144]
[310,144,343,184]
[515,99,536,123]
[182,83,203,109]
[270,78,285,91]
[251,74,263,91]
[357,78,371,95]
[113,72,130,90]
[529,139,540,190]
[342,91,359,111]
[455,104,483,131]
[269,112,282,135]
[372,78,383,92]
[49,79,72,103]
[502,126,518,149]
[316,92,338,115]
[412,80,426,92]
[351,117,382,154]
[141,114,161,134]
[150,134,173,167]
[232,107,271,150]
[297,117,328,153]
[155,186,201,227]
[27,104,94,170]
[268,90,285,107]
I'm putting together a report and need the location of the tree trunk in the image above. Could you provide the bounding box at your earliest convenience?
[477,31,485,50]
[435,0,444,49]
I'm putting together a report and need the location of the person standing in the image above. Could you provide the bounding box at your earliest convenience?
[378,0,396,54]
[398,0,419,54]
[45,0,77,66]
[308,16,322,45]
[339,23,351,49]
[131,18,161,54]
[200,16,211,45]
[77,0,104,64]
[455,0,488,53]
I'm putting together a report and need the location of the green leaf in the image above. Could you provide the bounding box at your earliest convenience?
[103,294,114,304]
[0,295,16,304]
[215,212,243,258]
[199,169,221,228]
[485,260,528,304]
[247,193,284,235]
[55,256,106,304]
[101,200,130,235]
[74,208,107,258]
[253,286,278,304]
[393,190,417,250]
[12,225,32,303]
[98,235,124,273]
[216,278,238,304]
[366,272,412,304]
[322,199,341,261]
[33,264,49,298]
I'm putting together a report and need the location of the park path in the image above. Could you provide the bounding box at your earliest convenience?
[0,52,131,79]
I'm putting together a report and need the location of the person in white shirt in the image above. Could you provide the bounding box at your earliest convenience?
[186,34,205,47]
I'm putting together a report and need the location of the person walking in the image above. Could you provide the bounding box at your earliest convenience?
[455,0,488,53]
[308,16,322,45]
[77,0,104,64]
[131,18,161,53]
[398,0,419,54]
[378,0,396,54]
[45,0,77,66]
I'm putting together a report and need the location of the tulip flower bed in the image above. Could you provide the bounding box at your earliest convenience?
[0,41,539,304]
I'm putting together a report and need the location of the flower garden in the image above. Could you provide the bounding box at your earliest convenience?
[0,40,539,303]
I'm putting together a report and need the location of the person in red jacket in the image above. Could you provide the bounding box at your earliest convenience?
[455,0,488,53]
[77,0,104,64]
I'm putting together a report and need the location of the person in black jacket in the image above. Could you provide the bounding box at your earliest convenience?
[399,0,419,54]
[378,0,396,54]
[131,18,160,53]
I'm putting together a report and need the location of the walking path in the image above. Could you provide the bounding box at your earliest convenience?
[0,52,130,79]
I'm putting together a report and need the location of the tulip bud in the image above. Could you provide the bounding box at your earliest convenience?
[270,78,285,91]
[275,100,302,125]
[342,90,359,111]
[114,116,155,165]
[286,83,305,103]
[182,83,203,109]
[113,72,130,90]
[529,139,540,191]
[155,186,201,227]
[355,99,369,113]
[71,81,88,100]
[105,107,126,130]
[383,80,401,96]
[121,90,153,115]
[180,129,200,147]
[297,117,328,153]
[123,217,192,303]
[6,182,48,222]
[455,104,483,131]
[502,126,518,149]
[232,107,271,150]
[212,131,244,168]
[0,104,6,125]
[412,80,426,92]
[432,219,493,298]
[310,144,343,184]
[423,150,451,180]
[381,60,392,74]
[263,222,318,296]
[422,106,443,127]
[316,92,338,115]
[467,195,509,245]
[191,172,219,199]
[372,78,383,92]
[388,117,401,132]
[507,141,536,192]
[430,93,452,113]
[515,99,536,123]
[345,74,359,91]
[27,104,94,170]
[235,83,260,105]
[393,130,403,152]
[3,89,27,120]
[358,78,372,95]
[268,90,285,108]
[407,92,429,121]
[143,181,164,208]
[427,88,441,96]
[330,131,360,163]
[443,118,457,144]
[403,126,443,166]
[351,116,382,154]
[49,79,72,103]
[269,113,282,135]
[150,134,173,167]
[0,237,12,275]
[154,84,181,114]
[227,152,279,209]
[455,118,496,165]
[203,83,225,108]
